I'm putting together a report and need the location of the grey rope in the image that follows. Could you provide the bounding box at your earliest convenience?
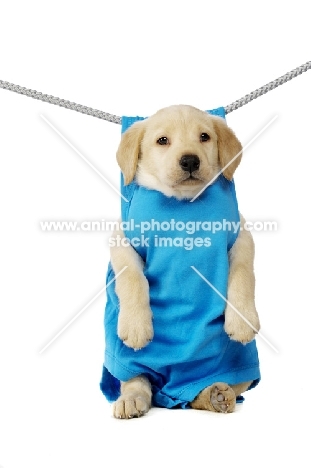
[1,60,310,122]
[0,80,121,124]
[225,60,311,114]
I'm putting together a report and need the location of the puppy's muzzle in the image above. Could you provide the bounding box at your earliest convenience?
[179,154,200,173]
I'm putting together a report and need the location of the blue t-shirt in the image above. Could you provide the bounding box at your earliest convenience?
[100,109,260,408]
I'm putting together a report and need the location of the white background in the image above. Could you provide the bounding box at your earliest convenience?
[0,1,310,467]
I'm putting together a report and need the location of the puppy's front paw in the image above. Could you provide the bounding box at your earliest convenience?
[113,393,150,419]
[118,308,154,350]
[225,302,260,344]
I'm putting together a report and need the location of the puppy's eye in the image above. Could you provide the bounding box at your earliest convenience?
[157,136,169,145]
[200,133,210,142]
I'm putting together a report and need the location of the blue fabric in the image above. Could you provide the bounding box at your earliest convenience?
[100,107,260,408]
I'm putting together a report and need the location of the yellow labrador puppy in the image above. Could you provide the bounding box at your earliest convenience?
[101,105,260,418]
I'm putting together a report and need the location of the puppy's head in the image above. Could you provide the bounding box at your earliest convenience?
[117,105,242,199]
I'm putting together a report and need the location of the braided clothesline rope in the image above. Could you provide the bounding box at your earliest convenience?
[225,60,311,114]
[1,61,310,122]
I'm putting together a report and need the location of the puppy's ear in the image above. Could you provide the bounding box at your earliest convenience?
[212,117,242,180]
[116,120,146,185]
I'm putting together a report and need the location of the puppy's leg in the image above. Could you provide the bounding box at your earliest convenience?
[231,380,253,397]
[224,214,260,343]
[190,380,252,413]
[110,226,153,350]
[113,376,152,419]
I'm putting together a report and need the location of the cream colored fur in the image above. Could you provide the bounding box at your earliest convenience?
[110,105,260,418]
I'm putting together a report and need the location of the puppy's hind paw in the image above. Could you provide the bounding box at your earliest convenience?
[113,394,150,419]
[210,383,236,413]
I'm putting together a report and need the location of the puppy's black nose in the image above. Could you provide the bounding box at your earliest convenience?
[179,154,200,173]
